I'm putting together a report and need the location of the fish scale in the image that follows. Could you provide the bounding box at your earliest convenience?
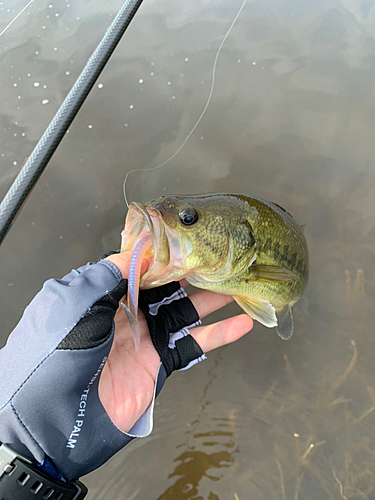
[121,193,309,342]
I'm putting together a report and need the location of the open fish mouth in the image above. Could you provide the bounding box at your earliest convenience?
[121,201,163,274]
[120,201,190,351]
[121,201,191,288]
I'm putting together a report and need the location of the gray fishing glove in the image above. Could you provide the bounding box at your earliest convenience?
[0,258,204,482]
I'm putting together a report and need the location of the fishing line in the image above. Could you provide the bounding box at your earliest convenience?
[123,0,249,208]
[0,0,34,38]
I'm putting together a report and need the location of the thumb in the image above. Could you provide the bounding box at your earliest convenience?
[105,252,149,280]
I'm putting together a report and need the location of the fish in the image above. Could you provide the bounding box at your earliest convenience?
[120,193,309,350]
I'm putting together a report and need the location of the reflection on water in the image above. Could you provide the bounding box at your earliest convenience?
[2,0,375,498]
[159,427,236,499]
[157,352,239,500]
[154,324,375,500]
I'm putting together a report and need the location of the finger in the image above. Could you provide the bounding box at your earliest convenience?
[190,314,253,353]
[188,289,234,319]
[179,279,189,288]
[106,253,149,279]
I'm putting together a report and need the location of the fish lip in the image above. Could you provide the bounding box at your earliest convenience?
[129,202,162,224]
[130,201,159,249]
[121,201,169,269]
[122,200,190,288]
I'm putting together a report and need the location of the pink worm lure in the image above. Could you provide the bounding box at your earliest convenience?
[121,234,153,351]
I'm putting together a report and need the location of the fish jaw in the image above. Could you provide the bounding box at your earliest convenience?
[121,202,155,254]
[121,202,194,288]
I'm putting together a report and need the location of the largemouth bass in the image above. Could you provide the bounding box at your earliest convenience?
[121,193,308,350]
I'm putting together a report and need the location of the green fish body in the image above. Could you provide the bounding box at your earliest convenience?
[121,193,309,340]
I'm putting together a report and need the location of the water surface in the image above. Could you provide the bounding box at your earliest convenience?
[1,0,375,498]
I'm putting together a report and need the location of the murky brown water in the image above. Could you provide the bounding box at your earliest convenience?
[2,0,375,498]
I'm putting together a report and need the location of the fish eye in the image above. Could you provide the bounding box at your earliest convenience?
[179,207,199,226]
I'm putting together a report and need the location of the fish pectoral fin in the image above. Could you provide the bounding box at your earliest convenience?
[248,264,300,283]
[275,304,294,341]
[234,296,277,328]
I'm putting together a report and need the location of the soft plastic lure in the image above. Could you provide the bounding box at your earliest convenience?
[120,234,152,351]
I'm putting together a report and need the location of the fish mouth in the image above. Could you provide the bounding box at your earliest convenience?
[121,201,162,262]
[121,201,189,287]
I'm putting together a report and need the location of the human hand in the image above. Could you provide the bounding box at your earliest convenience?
[0,253,252,483]
[102,252,253,433]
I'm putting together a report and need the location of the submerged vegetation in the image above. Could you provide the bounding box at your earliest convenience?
[269,344,375,500]
[155,267,375,500]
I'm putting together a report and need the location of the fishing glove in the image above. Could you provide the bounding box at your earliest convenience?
[0,256,205,483]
